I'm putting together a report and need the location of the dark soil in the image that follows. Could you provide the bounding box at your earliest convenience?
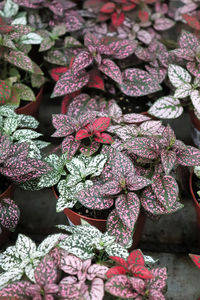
[73,202,115,220]
[192,174,200,204]
[0,174,11,195]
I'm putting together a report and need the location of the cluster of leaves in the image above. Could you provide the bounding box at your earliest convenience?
[37,152,107,212]
[0,227,167,300]
[57,220,129,260]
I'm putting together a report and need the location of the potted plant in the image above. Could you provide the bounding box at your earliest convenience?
[0,222,168,299]
[0,2,45,117]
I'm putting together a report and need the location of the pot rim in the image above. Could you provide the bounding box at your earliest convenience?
[52,186,107,222]
[189,169,200,209]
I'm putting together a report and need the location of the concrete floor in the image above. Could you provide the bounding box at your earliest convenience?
[7,95,200,299]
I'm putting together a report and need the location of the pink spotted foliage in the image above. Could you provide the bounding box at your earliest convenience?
[76,148,151,246]
[170,30,200,77]
[0,133,52,183]
[51,32,136,97]
[0,197,20,231]
[105,266,167,299]
[125,124,200,216]
[189,253,200,269]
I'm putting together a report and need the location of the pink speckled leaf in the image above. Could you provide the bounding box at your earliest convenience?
[140,187,167,215]
[46,0,76,16]
[72,51,93,74]
[4,51,36,73]
[189,254,200,269]
[105,275,137,298]
[170,48,195,61]
[161,150,176,175]
[126,137,160,159]
[52,114,74,137]
[123,113,151,123]
[178,30,199,51]
[152,175,179,210]
[59,278,82,299]
[109,40,137,59]
[60,253,82,274]
[77,184,114,210]
[35,256,58,286]
[126,175,151,191]
[13,0,43,8]
[65,11,84,32]
[107,210,133,247]
[66,93,91,118]
[87,264,109,280]
[0,198,20,230]
[149,289,166,299]
[120,68,161,96]
[101,180,122,196]
[115,193,140,230]
[84,32,99,48]
[0,281,32,299]
[99,59,122,84]
[51,69,89,97]
[129,277,145,294]
[187,61,200,77]
[162,125,176,147]
[149,267,167,291]
[154,17,175,31]
[145,66,166,84]
[62,135,80,158]
[175,145,200,166]
[79,141,100,156]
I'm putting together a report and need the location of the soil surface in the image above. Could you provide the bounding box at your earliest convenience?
[0,174,11,196]
[192,174,200,204]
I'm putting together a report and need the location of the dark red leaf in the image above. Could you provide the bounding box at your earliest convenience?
[93,117,111,132]
[130,264,154,279]
[128,250,145,266]
[109,256,128,268]
[183,14,200,30]
[75,128,91,140]
[106,266,127,278]
[122,3,136,11]
[94,132,113,144]
[111,11,125,27]
[138,10,149,22]
[50,67,68,81]
[100,2,116,13]
[87,69,105,90]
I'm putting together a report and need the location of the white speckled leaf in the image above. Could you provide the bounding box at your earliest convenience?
[190,89,200,114]
[174,83,192,98]
[148,96,183,119]
[168,64,191,88]
[16,234,37,260]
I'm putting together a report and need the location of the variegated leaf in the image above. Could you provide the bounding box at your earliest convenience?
[161,149,176,175]
[170,48,195,61]
[123,113,151,123]
[99,59,122,84]
[150,267,167,291]
[105,275,137,298]
[87,264,109,280]
[190,89,200,114]
[77,185,114,210]
[139,120,163,136]
[51,69,89,97]
[107,210,133,248]
[189,254,200,269]
[109,40,137,59]
[154,17,175,31]
[174,83,192,98]
[126,137,160,159]
[106,243,129,260]
[168,64,191,88]
[72,50,93,74]
[52,114,74,137]
[175,145,200,166]
[120,68,161,97]
[0,280,31,299]
[60,253,82,274]
[179,30,199,51]
[35,256,57,286]
[115,193,140,230]
[152,175,179,210]
[16,234,37,260]
[37,234,61,256]
[148,96,183,119]
[62,135,80,159]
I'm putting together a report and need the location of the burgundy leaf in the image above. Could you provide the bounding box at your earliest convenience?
[93,117,111,132]
[87,69,105,90]
[76,128,91,140]
[99,59,122,84]
[50,67,68,81]
[100,2,116,13]
[115,193,140,230]
[51,69,89,97]
[128,249,145,266]
[130,264,154,279]
[111,11,125,27]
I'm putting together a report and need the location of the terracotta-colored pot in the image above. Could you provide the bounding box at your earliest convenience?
[16,87,43,118]
[52,187,146,250]
[0,184,15,247]
[189,170,200,243]
[190,110,200,147]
